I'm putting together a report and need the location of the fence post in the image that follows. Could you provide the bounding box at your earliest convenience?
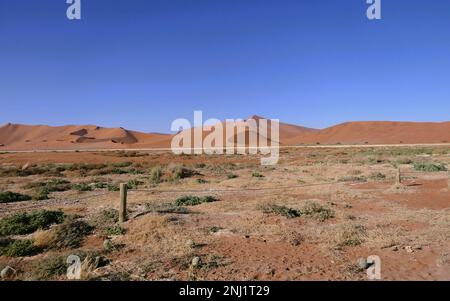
[448,171,450,191]
[396,168,401,185]
[119,183,128,223]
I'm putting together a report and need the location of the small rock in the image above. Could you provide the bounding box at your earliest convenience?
[186,239,195,248]
[103,239,114,250]
[21,162,29,170]
[191,256,201,267]
[405,246,414,253]
[1,266,16,279]
[357,257,369,270]
[391,246,399,252]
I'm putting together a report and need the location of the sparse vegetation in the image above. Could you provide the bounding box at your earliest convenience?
[52,218,94,249]
[413,162,447,172]
[0,238,38,257]
[33,188,50,200]
[72,183,92,192]
[0,191,32,203]
[32,255,68,280]
[107,183,120,191]
[0,210,64,236]
[106,225,126,236]
[338,176,367,183]
[1,145,449,280]
[300,201,334,222]
[25,179,71,192]
[126,179,143,189]
[369,172,386,180]
[261,204,301,218]
[335,224,366,248]
[150,166,163,183]
[261,201,334,221]
[252,172,264,178]
[145,202,192,214]
[175,195,219,206]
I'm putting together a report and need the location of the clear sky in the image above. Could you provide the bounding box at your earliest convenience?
[1,0,449,133]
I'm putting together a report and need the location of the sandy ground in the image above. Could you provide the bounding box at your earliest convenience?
[0,146,449,281]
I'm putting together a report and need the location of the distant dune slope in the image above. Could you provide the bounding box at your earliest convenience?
[285,121,450,145]
[0,119,449,150]
[176,115,318,147]
[0,123,172,150]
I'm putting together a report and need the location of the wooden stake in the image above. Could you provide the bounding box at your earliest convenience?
[448,171,450,191]
[396,168,401,185]
[119,183,128,223]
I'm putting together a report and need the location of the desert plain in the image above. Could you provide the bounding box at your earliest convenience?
[0,145,449,281]
[0,119,449,281]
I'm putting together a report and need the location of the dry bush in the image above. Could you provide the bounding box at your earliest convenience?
[117,215,192,261]
[33,229,57,249]
[334,223,366,248]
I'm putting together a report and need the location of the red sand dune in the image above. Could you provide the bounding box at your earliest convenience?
[0,119,449,151]
[285,121,450,145]
[176,115,318,147]
[0,123,172,150]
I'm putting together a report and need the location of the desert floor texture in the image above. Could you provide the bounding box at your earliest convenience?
[0,146,449,280]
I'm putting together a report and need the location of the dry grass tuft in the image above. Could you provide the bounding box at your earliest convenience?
[33,229,56,249]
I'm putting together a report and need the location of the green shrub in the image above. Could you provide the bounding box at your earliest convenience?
[261,204,301,218]
[0,238,38,257]
[72,183,92,191]
[113,162,133,168]
[25,179,71,192]
[145,203,192,214]
[175,195,219,206]
[252,172,264,178]
[33,188,50,201]
[106,225,126,236]
[300,201,334,222]
[107,183,119,192]
[336,224,366,247]
[0,210,64,236]
[31,251,109,280]
[52,218,94,249]
[150,166,163,183]
[168,165,197,181]
[369,172,386,180]
[32,255,67,280]
[126,179,143,189]
[227,174,238,179]
[196,178,208,184]
[0,191,32,203]
[413,163,447,172]
[338,176,367,183]
[94,182,108,189]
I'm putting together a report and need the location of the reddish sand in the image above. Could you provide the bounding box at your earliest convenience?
[0,123,173,150]
[285,121,450,145]
[1,119,449,150]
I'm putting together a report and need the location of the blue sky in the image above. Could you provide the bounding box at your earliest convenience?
[1,0,449,133]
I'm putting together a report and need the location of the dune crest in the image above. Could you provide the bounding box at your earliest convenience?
[0,119,449,150]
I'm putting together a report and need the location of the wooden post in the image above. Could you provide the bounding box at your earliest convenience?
[448,171,450,191]
[396,168,401,185]
[119,183,127,223]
